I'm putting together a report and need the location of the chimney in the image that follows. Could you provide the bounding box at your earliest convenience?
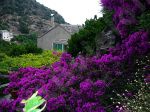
[51,14,55,27]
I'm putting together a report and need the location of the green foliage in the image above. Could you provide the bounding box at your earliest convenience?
[0,53,6,61]
[121,82,150,112]
[21,91,46,112]
[0,40,12,55]
[111,55,150,112]
[12,33,37,44]
[114,79,150,112]
[11,33,42,56]
[102,9,119,36]
[6,44,42,57]
[0,21,9,30]
[18,16,29,34]
[129,10,150,33]
[138,10,150,30]
[67,10,115,57]
[0,50,60,74]
[0,0,65,24]
[9,44,27,56]
[0,33,42,57]
[25,44,42,54]
[67,17,107,56]
[102,9,114,27]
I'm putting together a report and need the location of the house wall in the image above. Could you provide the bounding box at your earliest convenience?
[37,26,71,50]
[0,31,13,41]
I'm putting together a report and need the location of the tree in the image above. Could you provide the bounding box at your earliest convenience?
[67,17,106,56]
[19,16,29,34]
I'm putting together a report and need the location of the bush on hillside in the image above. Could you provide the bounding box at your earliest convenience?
[12,33,38,44]
[0,33,42,57]
[0,21,9,30]
[19,16,29,34]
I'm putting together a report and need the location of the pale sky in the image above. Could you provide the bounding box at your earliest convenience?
[36,0,103,25]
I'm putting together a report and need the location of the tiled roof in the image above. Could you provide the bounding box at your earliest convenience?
[39,23,82,38]
[60,24,81,34]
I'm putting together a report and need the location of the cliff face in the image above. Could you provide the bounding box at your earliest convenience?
[0,0,66,36]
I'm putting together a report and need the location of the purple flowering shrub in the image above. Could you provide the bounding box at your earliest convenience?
[2,54,110,111]
[0,100,14,112]
[1,52,149,111]
[1,0,150,111]
[100,0,150,110]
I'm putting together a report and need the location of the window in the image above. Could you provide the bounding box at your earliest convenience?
[53,43,63,51]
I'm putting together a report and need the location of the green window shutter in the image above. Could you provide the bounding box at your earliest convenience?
[58,44,62,51]
[53,43,63,51]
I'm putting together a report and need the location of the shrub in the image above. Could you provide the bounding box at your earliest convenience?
[2,54,109,111]
[1,52,148,111]
[0,53,6,61]
[19,16,29,34]
[0,40,11,55]
[12,33,38,44]
[0,50,60,74]
[119,82,150,112]
[67,17,107,56]
[25,44,42,54]
[9,44,27,56]
[0,34,42,57]
[111,54,150,112]
[0,21,9,30]
[138,10,150,30]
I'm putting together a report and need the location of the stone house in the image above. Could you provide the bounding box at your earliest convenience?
[0,30,13,42]
[37,17,81,51]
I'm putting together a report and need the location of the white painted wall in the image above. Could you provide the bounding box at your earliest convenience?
[0,30,13,41]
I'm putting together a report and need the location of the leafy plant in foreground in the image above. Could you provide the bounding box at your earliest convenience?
[21,91,46,112]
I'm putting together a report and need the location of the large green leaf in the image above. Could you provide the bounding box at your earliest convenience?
[21,91,46,112]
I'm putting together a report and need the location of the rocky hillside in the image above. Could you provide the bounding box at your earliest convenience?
[0,0,66,36]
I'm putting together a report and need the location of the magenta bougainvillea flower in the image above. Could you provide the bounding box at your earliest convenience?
[1,0,150,111]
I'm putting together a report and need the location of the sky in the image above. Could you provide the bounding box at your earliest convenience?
[36,0,103,25]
